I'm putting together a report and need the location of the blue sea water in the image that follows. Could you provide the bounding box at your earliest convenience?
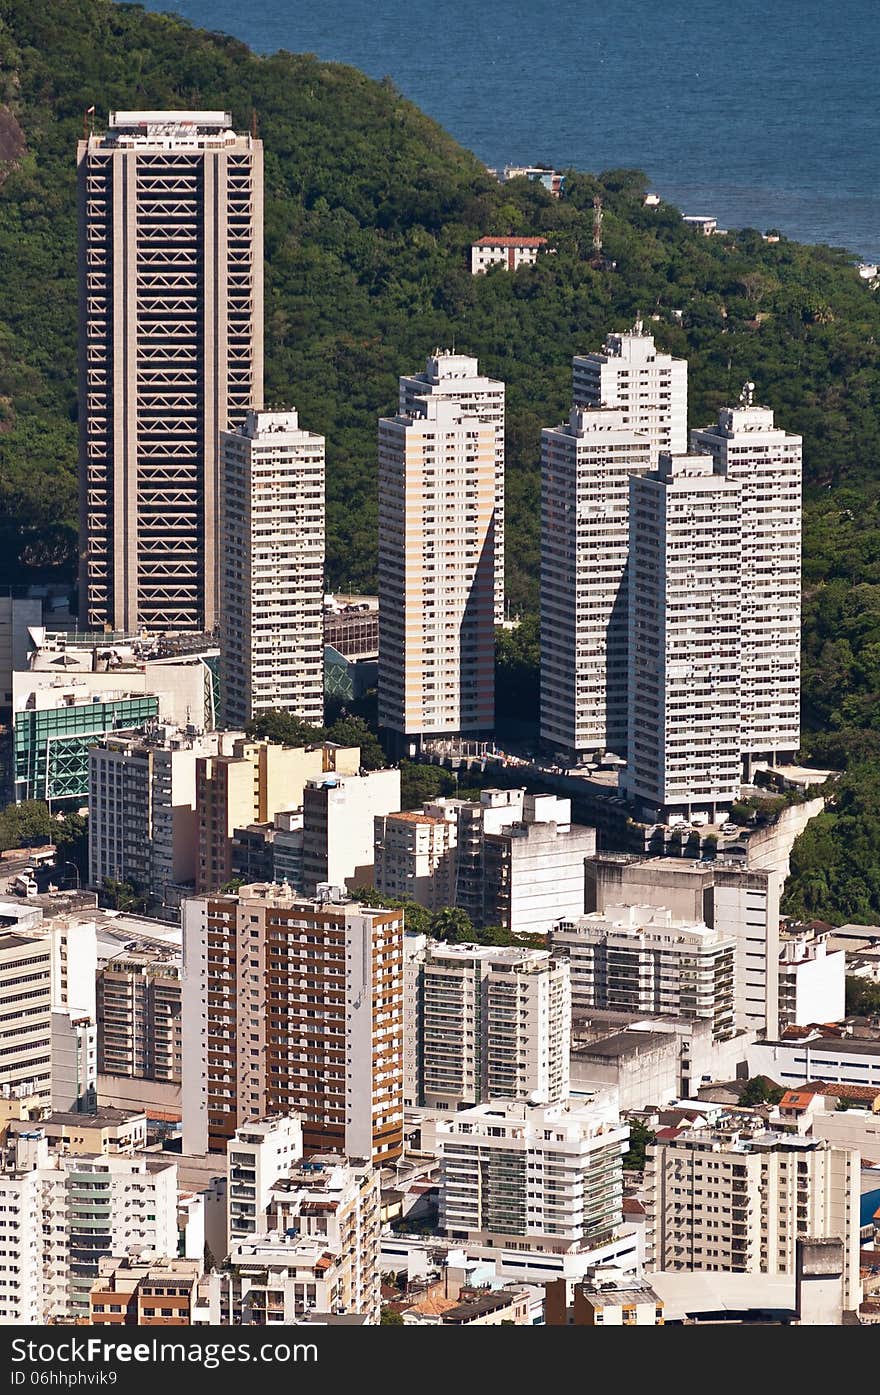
[148,0,880,261]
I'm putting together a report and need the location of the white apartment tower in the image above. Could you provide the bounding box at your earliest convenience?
[572,322,687,461]
[623,453,742,821]
[378,396,495,753]
[691,388,802,775]
[411,942,571,1109]
[220,409,325,729]
[551,904,736,1039]
[540,407,652,760]
[424,1097,629,1252]
[645,1130,860,1310]
[399,351,505,623]
[78,110,263,632]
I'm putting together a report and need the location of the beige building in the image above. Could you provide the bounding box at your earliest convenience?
[301,767,402,894]
[220,409,325,729]
[89,1255,202,1326]
[195,739,359,893]
[645,1128,860,1310]
[374,809,458,908]
[209,1155,380,1323]
[409,942,571,1109]
[378,395,495,755]
[181,885,404,1164]
[77,110,263,633]
[399,352,505,624]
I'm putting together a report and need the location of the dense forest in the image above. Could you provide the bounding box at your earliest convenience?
[2,0,880,920]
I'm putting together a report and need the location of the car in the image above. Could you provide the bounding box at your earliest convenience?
[721,822,740,834]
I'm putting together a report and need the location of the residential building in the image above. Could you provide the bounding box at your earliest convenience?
[691,392,802,776]
[622,453,743,822]
[373,809,457,908]
[552,904,736,1040]
[96,948,181,1083]
[470,235,549,274]
[194,739,358,893]
[89,725,240,911]
[0,909,97,1109]
[644,1127,861,1310]
[777,936,845,1030]
[227,1115,304,1242]
[300,768,402,895]
[89,1255,202,1326]
[230,810,305,890]
[399,352,505,623]
[748,1032,880,1092]
[408,942,570,1109]
[539,407,652,761]
[424,788,524,926]
[572,322,687,461]
[220,409,325,729]
[181,885,404,1163]
[15,688,159,807]
[78,110,263,633]
[6,1106,149,1157]
[378,396,495,755]
[586,854,782,1037]
[480,794,596,935]
[544,1273,665,1325]
[423,1097,629,1254]
[0,593,41,711]
[0,1130,179,1322]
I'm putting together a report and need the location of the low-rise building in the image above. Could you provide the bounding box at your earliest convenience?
[544,1272,665,1325]
[89,1255,202,1326]
[423,1095,629,1256]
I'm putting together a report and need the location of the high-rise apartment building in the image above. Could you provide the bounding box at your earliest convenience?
[409,942,571,1109]
[586,853,782,1038]
[181,885,404,1163]
[220,409,325,729]
[399,352,505,623]
[424,1097,629,1253]
[540,407,653,760]
[300,768,402,895]
[194,739,359,893]
[96,949,182,1083]
[572,322,687,460]
[378,396,496,754]
[78,110,263,632]
[691,391,802,775]
[373,809,458,908]
[89,725,241,911]
[623,453,742,822]
[551,903,736,1038]
[480,794,596,936]
[645,1129,860,1310]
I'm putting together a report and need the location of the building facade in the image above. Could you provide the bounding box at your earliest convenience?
[300,768,402,895]
[623,453,743,822]
[691,393,802,776]
[480,795,596,935]
[220,409,325,729]
[470,235,548,274]
[399,352,505,624]
[540,407,652,760]
[644,1128,860,1310]
[378,397,495,754]
[373,809,458,908]
[409,942,571,1109]
[551,904,736,1039]
[424,1098,629,1253]
[181,886,404,1163]
[571,323,687,461]
[77,110,263,632]
[96,949,182,1083]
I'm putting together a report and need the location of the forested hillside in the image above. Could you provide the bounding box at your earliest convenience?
[2,0,880,918]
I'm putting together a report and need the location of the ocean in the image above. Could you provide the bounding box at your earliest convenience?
[148,0,880,261]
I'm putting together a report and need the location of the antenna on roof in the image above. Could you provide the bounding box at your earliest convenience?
[740,380,756,406]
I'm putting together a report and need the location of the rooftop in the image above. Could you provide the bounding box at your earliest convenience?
[473,236,548,247]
